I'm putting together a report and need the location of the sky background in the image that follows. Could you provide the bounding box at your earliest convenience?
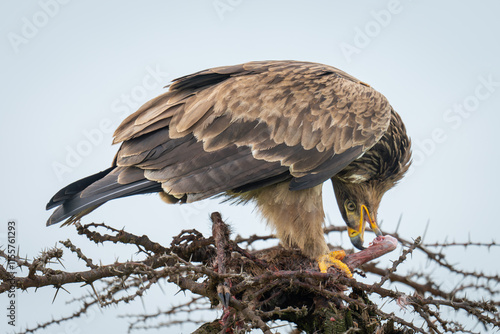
[1,1,499,333]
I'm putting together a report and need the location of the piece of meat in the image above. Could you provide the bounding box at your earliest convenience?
[344,235,398,269]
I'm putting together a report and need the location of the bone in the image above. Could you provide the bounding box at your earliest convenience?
[344,235,398,269]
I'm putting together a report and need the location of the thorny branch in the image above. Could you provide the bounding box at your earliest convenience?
[0,213,498,334]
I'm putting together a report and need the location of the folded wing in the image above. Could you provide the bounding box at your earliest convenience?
[47,60,391,225]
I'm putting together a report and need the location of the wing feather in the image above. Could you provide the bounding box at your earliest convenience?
[111,60,391,199]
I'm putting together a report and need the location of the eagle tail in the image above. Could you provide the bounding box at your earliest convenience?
[46,167,161,226]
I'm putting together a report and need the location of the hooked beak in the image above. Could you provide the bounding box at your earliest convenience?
[348,205,383,250]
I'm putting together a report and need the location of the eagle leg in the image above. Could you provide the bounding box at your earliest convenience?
[317,250,352,278]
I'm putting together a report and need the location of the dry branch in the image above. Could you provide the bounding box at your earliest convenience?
[1,213,498,334]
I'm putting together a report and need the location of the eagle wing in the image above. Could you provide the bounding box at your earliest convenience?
[112,60,391,200]
[46,60,392,225]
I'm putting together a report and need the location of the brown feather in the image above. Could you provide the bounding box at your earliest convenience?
[48,60,411,262]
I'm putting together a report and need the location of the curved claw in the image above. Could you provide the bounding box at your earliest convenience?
[217,284,231,308]
[317,250,352,278]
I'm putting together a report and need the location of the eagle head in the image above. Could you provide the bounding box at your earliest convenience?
[331,177,385,250]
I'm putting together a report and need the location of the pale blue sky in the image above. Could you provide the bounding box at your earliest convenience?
[1,1,499,333]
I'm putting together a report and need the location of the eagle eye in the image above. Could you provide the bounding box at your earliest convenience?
[345,200,356,212]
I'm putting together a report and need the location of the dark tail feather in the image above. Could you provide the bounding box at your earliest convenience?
[46,168,162,226]
[46,167,115,210]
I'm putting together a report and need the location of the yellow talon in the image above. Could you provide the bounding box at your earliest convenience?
[317,250,352,278]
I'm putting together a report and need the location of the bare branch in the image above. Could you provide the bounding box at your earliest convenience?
[1,213,498,333]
